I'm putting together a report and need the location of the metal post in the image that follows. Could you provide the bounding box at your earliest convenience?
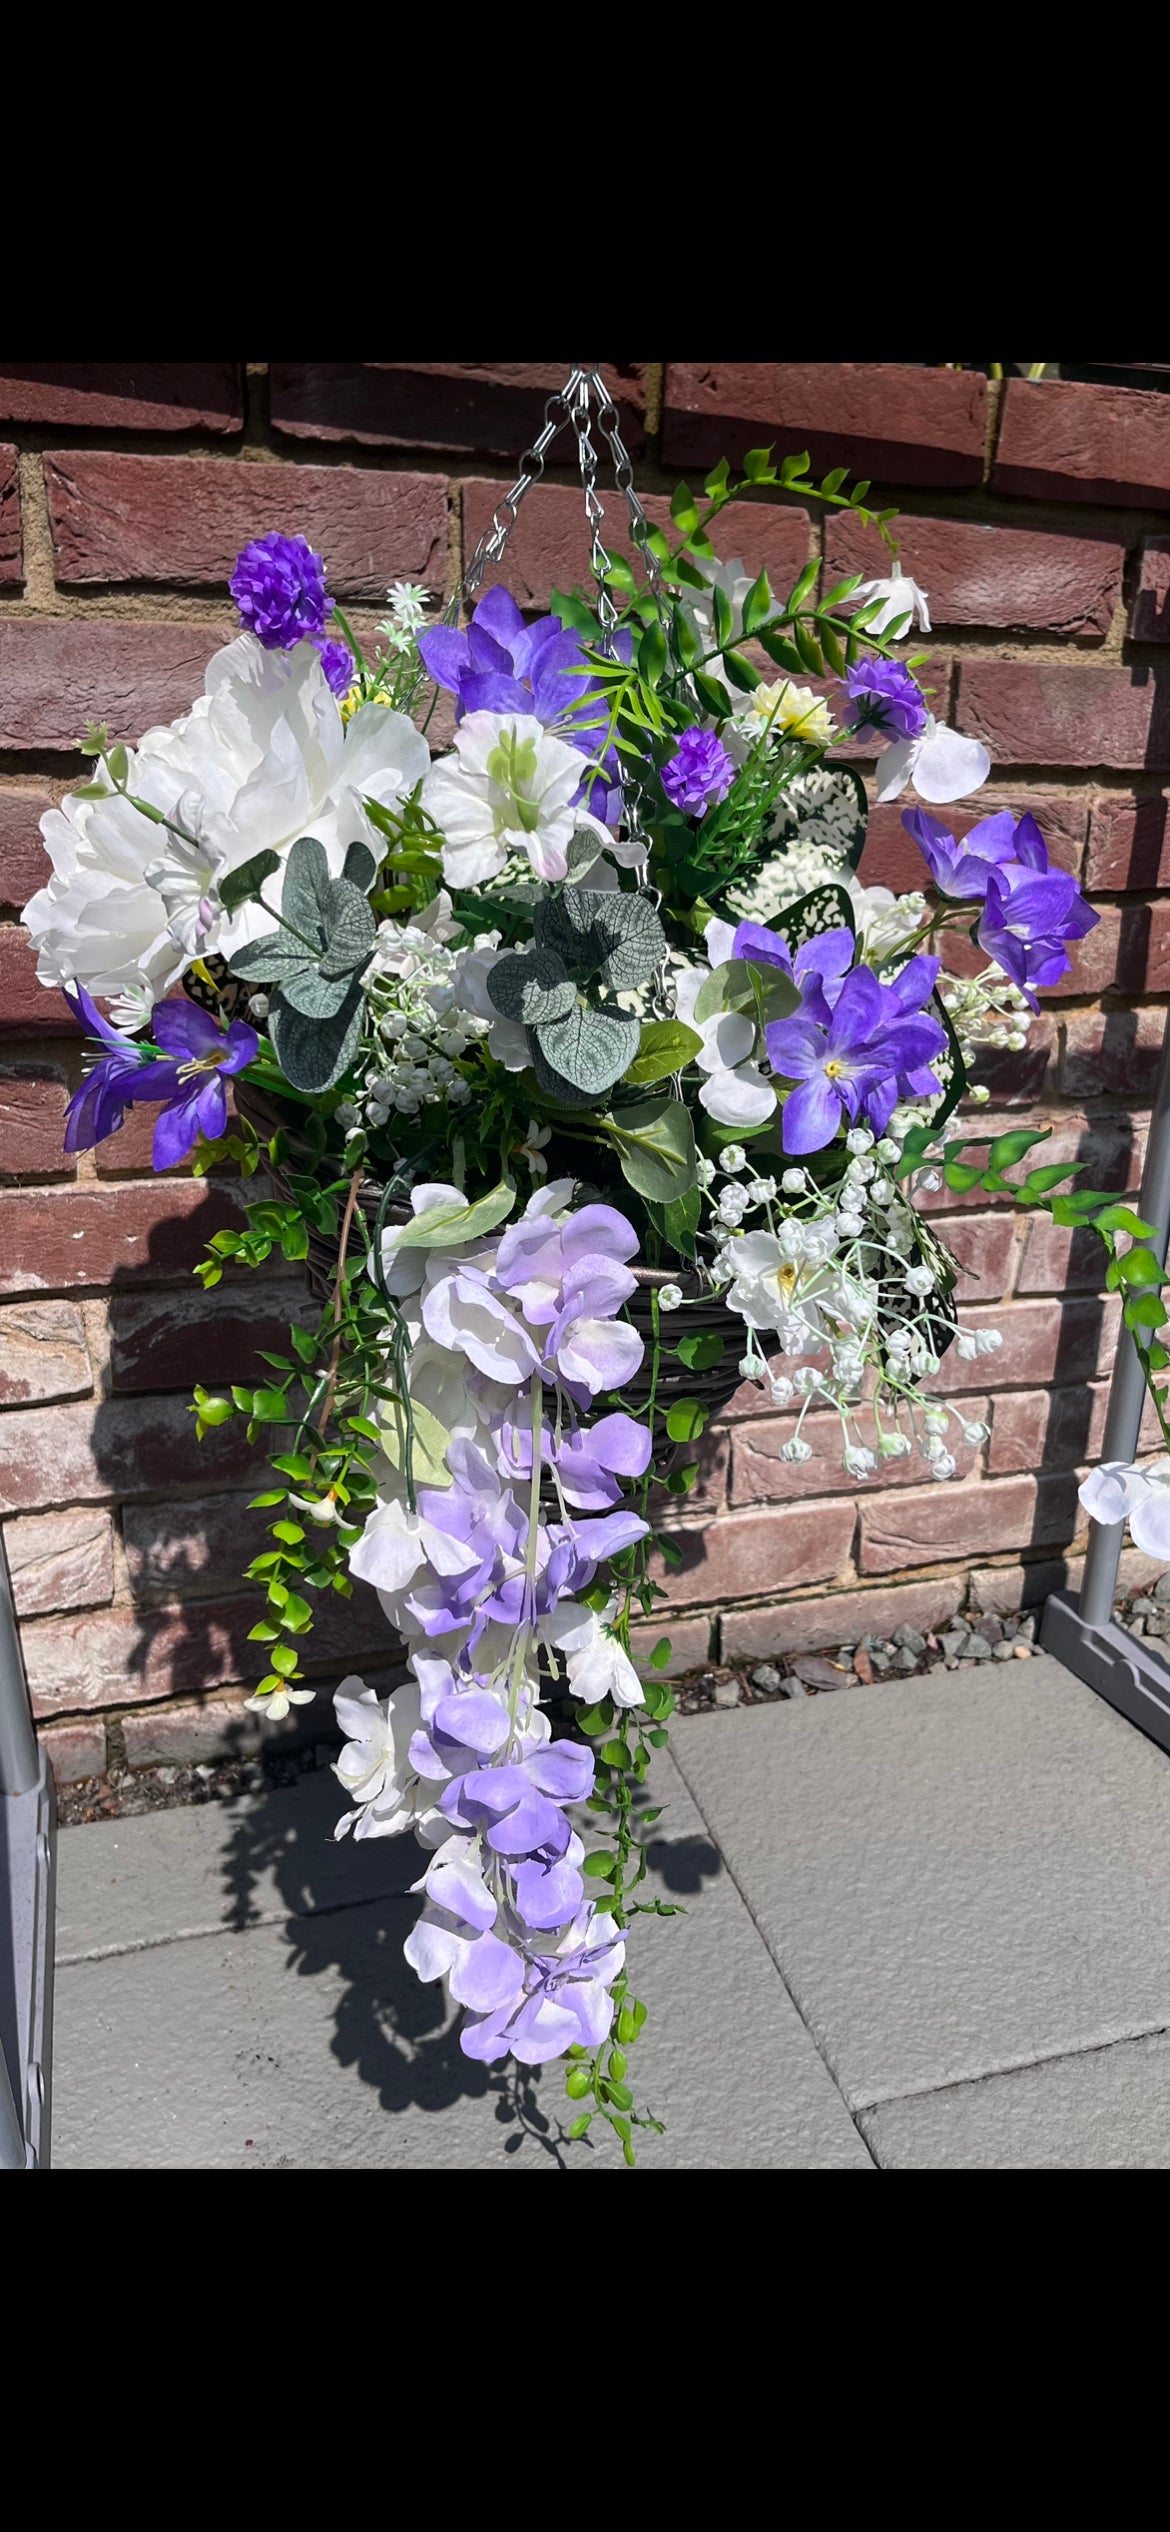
[0,1528,54,2166]
[1042,1011,1170,1751]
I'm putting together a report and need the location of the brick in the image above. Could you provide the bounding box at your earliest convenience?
[649,1500,856,1605]
[858,1469,1083,1574]
[995,375,1170,507]
[462,481,812,614]
[0,1299,91,1404]
[123,1493,268,1603]
[649,1429,729,1523]
[969,1545,1165,1616]
[0,1060,74,1177]
[661,362,988,486]
[1018,1214,1127,1297]
[0,1395,266,1515]
[729,1400,987,1508]
[1084,794,1170,893]
[44,453,449,597]
[0,1179,250,1294]
[629,1616,711,1677]
[108,1279,308,1392]
[931,1297,1120,1395]
[4,1508,115,1615]
[0,363,243,433]
[0,788,54,913]
[1130,538,1170,641]
[962,1015,1059,1108]
[0,927,77,1036]
[270,362,647,456]
[92,1097,187,1175]
[988,1381,1161,1477]
[825,509,1123,638]
[937,1214,1018,1303]
[859,790,1086,895]
[22,1579,392,1716]
[118,1683,369,1766]
[722,1576,965,1662]
[1061,1008,1168,1102]
[39,1718,107,1783]
[955,659,1170,771]
[0,622,225,752]
[0,444,19,582]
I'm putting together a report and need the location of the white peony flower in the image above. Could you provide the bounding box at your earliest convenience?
[422,711,609,888]
[24,634,429,997]
[874,713,991,807]
[849,562,932,637]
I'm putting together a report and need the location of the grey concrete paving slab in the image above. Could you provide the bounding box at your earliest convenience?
[53,1752,872,2171]
[670,1655,1170,2111]
[863,2029,1170,2169]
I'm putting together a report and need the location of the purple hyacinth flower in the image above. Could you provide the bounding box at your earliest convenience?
[765,964,946,1154]
[661,728,735,815]
[229,532,330,649]
[61,982,152,1152]
[128,1002,260,1171]
[843,657,929,743]
[312,635,355,698]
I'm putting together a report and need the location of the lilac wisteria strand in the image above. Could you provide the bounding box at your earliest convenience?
[331,1180,654,2070]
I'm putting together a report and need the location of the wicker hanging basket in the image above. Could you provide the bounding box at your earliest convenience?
[232,1076,747,1417]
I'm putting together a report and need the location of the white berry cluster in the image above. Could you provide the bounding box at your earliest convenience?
[940,965,1033,1063]
[358,905,489,1128]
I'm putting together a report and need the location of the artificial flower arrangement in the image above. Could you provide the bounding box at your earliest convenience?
[27,403,1159,2160]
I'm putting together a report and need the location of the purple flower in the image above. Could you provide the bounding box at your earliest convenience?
[843,658,929,743]
[459,1906,626,2065]
[496,1408,652,1510]
[661,728,734,815]
[765,963,947,1152]
[128,1002,260,1170]
[903,807,1099,1005]
[62,982,152,1152]
[312,635,354,698]
[418,588,625,822]
[229,532,330,649]
[423,1198,646,1403]
[732,920,856,1011]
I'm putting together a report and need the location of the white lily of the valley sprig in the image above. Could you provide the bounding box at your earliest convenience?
[1079,1457,1170,1560]
[875,713,991,806]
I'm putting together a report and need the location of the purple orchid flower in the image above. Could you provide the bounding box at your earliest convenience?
[128,1002,260,1170]
[843,657,929,743]
[62,982,153,1152]
[765,963,947,1152]
[418,587,626,823]
[903,807,1098,1006]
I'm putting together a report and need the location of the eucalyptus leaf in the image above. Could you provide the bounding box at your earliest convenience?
[318,878,376,977]
[535,889,666,993]
[342,839,379,891]
[281,835,332,943]
[530,1003,641,1098]
[486,949,577,1025]
[269,984,364,1094]
[229,933,312,984]
[602,1096,699,1202]
[277,964,359,1020]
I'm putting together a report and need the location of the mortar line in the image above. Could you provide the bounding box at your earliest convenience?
[664,1736,880,2168]
[853,2008,1170,2115]
[56,1883,409,1966]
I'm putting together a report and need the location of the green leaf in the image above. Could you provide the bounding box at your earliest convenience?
[219,848,281,913]
[270,1643,299,1678]
[583,1851,618,1880]
[247,1491,287,1509]
[743,447,774,482]
[279,962,359,1020]
[703,458,730,497]
[676,1330,725,1371]
[342,839,378,892]
[250,1388,289,1423]
[391,1179,517,1250]
[741,569,773,635]
[623,1019,703,1086]
[943,1160,986,1191]
[787,559,820,615]
[531,1003,641,1100]
[536,886,666,993]
[780,451,810,483]
[637,620,667,687]
[269,984,365,1094]
[712,585,734,649]
[602,1096,699,1203]
[666,1461,700,1493]
[648,1638,672,1671]
[722,648,762,694]
[666,1397,708,1442]
[755,626,806,675]
[281,1592,312,1631]
[1125,1290,1169,1327]
[281,834,333,943]
[272,1519,306,1545]
[670,481,700,532]
[317,876,377,978]
[691,668,733,717]
[378,1391,454,1490]
[988,1129,1051,1172]
[486,948,576,1025]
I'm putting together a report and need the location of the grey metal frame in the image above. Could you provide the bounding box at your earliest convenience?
[1040,1012,1170,1754]
[0,1529,54,2168]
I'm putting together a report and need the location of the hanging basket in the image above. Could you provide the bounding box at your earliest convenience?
[233,1075,746,1415]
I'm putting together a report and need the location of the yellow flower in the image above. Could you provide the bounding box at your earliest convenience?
[745,680,836,747]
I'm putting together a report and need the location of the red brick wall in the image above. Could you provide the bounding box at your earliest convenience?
[2,359,1168,1776]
